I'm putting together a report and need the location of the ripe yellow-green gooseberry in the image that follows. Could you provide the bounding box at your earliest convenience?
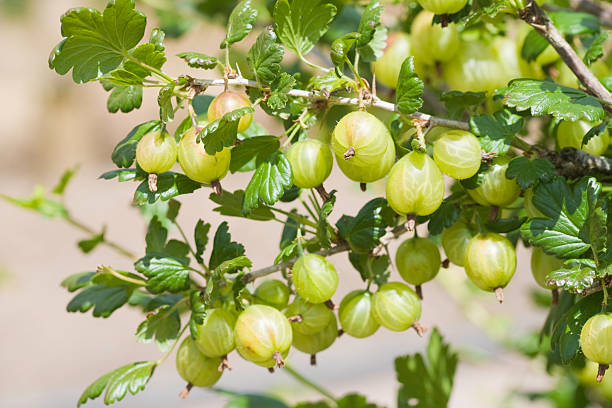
[524,187,545,219]
[385,150,445,216]
[395,237,441,295]
[410,11,459,65]
[178,127,231,189]
[291,315,338,365]
[253,279,291,310]
[135,130,178,192]
[331,111,396,184]
[417,0,468,15]
[175,337,222,394]
[441,220,473,267]
[580,313,612,382]
[433,129,482,180]
[463,233,517,303]
[557,120,610,156]
[285,296,334,335]
[372,32,411,89]
[530,247,564,290]
[466,157,520,207]
[286,139,334,189]
[372,282,422,332]
[194,308,236,360]
[234,304,292,368]
[292,253,339,304]
[338,290,380,338]
[207,91,252,133]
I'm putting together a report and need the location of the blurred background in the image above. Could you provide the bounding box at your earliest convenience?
[0,0,606,407]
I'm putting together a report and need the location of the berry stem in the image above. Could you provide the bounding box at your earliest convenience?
[415,284,423,300]
[360,182,367,192]
[315,184,331,202]
[147,173,158,193]
[494,287,504,304]
[488,206,500,222]
[178,383,193,399]
[412,321,427,337]
[284,364,337,402]
[310,354,317,366]
[552,288,559,306]
[598,364,609,383]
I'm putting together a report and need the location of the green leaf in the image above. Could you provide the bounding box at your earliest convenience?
[583,31,608,66]
[469,109,523,155]
[348,253,390,285]
[550,11,600,36]
[274,0,337,57]
[440,91,486,120]
[243,151,293,213]
[317,191,336,249]
[51,0,146,83]
[158,85,175,122]
[521,177,597,258]
[214,255,252,275]
[120,43,166,80]
[52,166,79,195]
[395,328,458,408]
[230,136,280,173]
[209,189,275,221]
[280,209,299,249]
[395,57,423,114]
[77,370,115,407]
[78,230,105,254]
[485,217,527,233]
[107,85,143,113]
[145,216,167,254]
[135,306,180,352]
[1,186,68,219]
[192,94,215,116]
[330,32,360,73]
[336,198,395,254]
[224,392,290,408]
[248,28,284,86]
[427,198,460,236]
[135,255,190,293]
[104,361,156,405]
[336,394,383,408]
[221,0,257,49]
[308,70,351,93]
[267,72,296,110]
[587,193,608,269]
[357,24,387,63]
[199,107,254,154]
[547,262,596,292]
[176,51,218,69]
[209,221,246,270]
[149,28,165,51]
[356,1,383,48]
[61,271,95,292]
[520,29,549,62]
[111,120,162,168]
[502,79,604,122]
[133,172,202,205]
[505,156,555,190]
[582,120,610,147]
[67,272,137,317]
[194,219,211,264]
[100,167,146,182]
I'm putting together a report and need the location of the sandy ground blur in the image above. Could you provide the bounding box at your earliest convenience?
[0,1,553,407]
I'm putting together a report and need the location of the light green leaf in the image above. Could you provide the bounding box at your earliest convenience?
[243,151,293,213]
[78,230,105,254]
[520,29,549,62]
[107,85,143,113]
[52,165,79,195]
[274,0,337,57]
[158,85,175,122]
[67,272,136,318]
[133,172,202,205]
[505,156,555,190]
[330,32,360,74]
[356,1,383,48]
[230,136,280,173]
[502,79,604,122]
[134,255,191,293]
[149,28,165,51]
[51,0,146,83]
[356,24,387,63]
[135,306,180,352]
[104,361,156,405]
[267,72,296,110]
[395,57,423,114]
[547,262,596,292]
[111,120,162,168]
[550,11,600,36]
[177,51,218,69]
[215,255,252,275]
[0,186,68,219]
[317,190,336,249]
[199,107,255,154]
[61,271,95,292]
[248,28,284,85]
[583,31,607,66]
[221,0,257,49]
[309,70,350,93]
[77,370,115,407]
[209,221,246,270]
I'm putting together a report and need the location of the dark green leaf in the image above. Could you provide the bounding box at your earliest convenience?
[520,29,549,62]
[330,32,359,73]
[135,306,180,352]
[582,120,610,147]
[274,0,337,57]
[395,57,423,114]
[336,198,395,253]
[243,151,293,213]
[107,85,143,113]
[121,43,166,80]
[356,1,383,48]
[469,109,523,154]
[61,271,95,292]
[67,272,137,317]
[356,24,387,62]
[267,72,296,110]
[209,221,246,270]
[502,79,604,122]
[99,168,146,182]
[192,94,215,116]
[145,216,167,254]
[158,85,175,122]
[485,217,527,233]
[133,172,202,205]
[317,191,336,249]
[134,255,191,293]
[551,11,600,36]
[587,194,608,269]
[51,0,146,83]
[396,328,458,408]
[221,0,258,49]
[348,253,390,285]
[77,230,105,254]
[248,29,284,86]
[199,107,254,154]
[230,136,280,173]
[521,177,597,258]
[505,156,555,190]
[111,121,162,168]
[224,392,290,408]
[209,189,275,221]
[194,220,211,264]
[52,166,79,195]
[583,31,607,66]
[280,209,299,249]
[440,91,486,120]
[214,255,252,275]
[427,198,460,236]
[176,51,218,69]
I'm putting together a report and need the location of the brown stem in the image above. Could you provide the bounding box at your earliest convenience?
[488,206,500,222]
[494,287,505,304]
[315,184,331,202]
[598,364,609,383]
[273,350,285,368]
[415,284,423,300]
[178,383,193,399]
[148,173,158,193]
[406,214,417,232]
[440,14,449,27]
[338,329,344,338]
[211,179,223,196]
[310,354,317,366]
[218,355,232,372]
[344,146,356,160]
[268,367,275,373]
[324,299,337,310]
[360,182,367,192]
[288,314,303,323]
[518,1,612,111]
[442,258,450,268]
[552,288,559,306]
[412,321,427,337]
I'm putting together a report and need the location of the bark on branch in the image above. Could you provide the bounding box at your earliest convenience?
[535,146,612,178]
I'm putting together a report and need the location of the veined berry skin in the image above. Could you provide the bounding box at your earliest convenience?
[372,32,411,89]
[178,127,231,183]
[580,313,612,365]
[557,120,610,156]
[292,315,338,355]
[441,221,472,267]
[292,254,339,304]
[338,290,379,338]
[285,296,334,335]
[466,157,520,207]
[395,237,441,285]
[372,282,421,331]
[207,91,252,132]
[136,130,178,174]
[175,337,222,387]
[464,233,517,292]
[433,129,482,180]
[286,139,333,189]
[195,308,236,358]
[530,247,563,290]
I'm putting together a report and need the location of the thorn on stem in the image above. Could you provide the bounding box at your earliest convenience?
[344,146,356,160]
[211,179,223,196]
[412,321,427,337]
[494,287,504,304]
[178,383,193,399]
[148,173,158,193]
[598,364,609,383]
[415,284,423,300]
[273,350,285,368]
[310,354,317,366]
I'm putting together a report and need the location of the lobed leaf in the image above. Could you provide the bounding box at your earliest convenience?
[505,156,555,190]
[209,189,275,221]
[199,107,254,154]
[336,198,395,254]
[107,85,143,113]
[176,51,218,69]
[243,152,293,213]
[194,219,211,264]
[135,306,180,352]
[395,57,423,114]
[221,0,258,49]
[248,29,284,86]
[230,136,280,173]
[135,255,190,293]
[469,109,523,155]
[440,91,486,120]
[133,172,202,205]
[209,221,246,270]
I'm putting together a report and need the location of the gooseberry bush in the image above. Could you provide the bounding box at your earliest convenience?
[7,0,612,406]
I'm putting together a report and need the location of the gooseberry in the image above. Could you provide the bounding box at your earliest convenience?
[372,282,422,331]
[178,127,231,184]
[557,120,610,156]
[372,32,411,89]
[410,11,459,65]
[580,313,612,382]
[136,130,178,174]
[286,139,334,189]
[441,220,473,267]
[291,315,338,363]
[253,279,291,310]
[285,296,334,335]
[194,308,236,358]
[175,337,222,388]
[292,253,339,304]
[466,157,520,207]
[338,290,379,338]
[417,0,468,15]
[207,91,252,133]
[530,247,563,290]
[395,237,441,286]
[433,129,482,180]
